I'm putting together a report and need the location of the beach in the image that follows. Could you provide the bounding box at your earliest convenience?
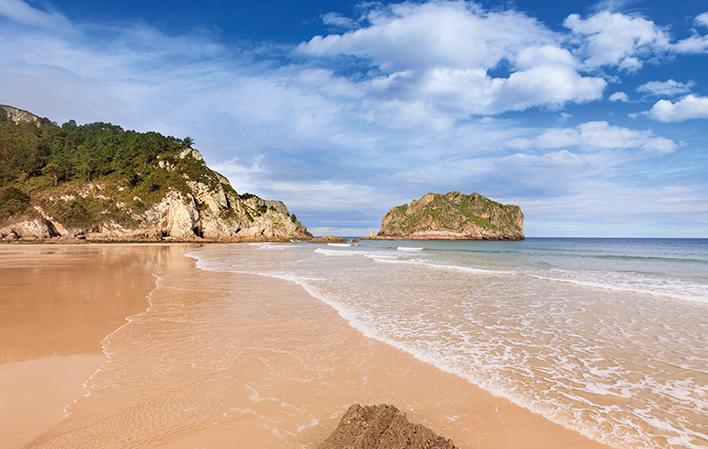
[0,244,175,449]
[2,1,707,447]
[0,243,613,449]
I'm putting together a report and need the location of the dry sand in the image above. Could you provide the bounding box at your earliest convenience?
[0,244,611,449]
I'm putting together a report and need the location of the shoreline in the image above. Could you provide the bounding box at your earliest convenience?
[3,244,611,449]
[233,270,601,446]
[0,244,182,449]
[190,248,614,449]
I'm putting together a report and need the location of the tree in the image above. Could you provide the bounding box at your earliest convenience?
[43,162,63,186]
[42,162,61,186]
[183,136,194,147]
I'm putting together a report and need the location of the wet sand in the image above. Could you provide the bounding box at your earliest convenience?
[0,244,611,449]
[0,244,180,449]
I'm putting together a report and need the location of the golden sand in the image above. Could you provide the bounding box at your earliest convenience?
[0,244,177,449]
[0,244,610,449]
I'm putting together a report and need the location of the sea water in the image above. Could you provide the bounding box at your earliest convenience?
[192,238,708,449]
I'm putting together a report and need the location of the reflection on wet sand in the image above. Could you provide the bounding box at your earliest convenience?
[0,244,189,449]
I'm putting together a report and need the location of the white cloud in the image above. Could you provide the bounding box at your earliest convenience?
[302,3,557,71]
[671,34,708,54]
[557,112,573,123]
[697,12,708,27]
[299,2,605,118]
[563,11,671,70]
[212,157,405,216]
[321,12,355,29]
[647,95,708,122]
[507,121,678,153]
[519,182,708,237]
[609,91,629,102]
[564,11,708,70]
[0,0,69,30]
[637,79,694,97]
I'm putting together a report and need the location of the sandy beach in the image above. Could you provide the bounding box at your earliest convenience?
[0,244,611,449]
[0,244,177,449]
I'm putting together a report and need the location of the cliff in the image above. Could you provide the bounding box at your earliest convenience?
[319,404,457,449]
[0,105,310,242]
[377,192,524,240]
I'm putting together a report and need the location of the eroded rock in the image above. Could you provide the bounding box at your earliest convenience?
[319,404,457,449]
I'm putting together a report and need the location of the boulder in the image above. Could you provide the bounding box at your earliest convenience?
[319,404,457,449]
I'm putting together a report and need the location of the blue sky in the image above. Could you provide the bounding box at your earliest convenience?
[1,0,707,237]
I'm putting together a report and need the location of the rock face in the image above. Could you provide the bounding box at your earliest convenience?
[0,105,50,127]
[319,404,457,449]
[377,192,524,240]
[0,151,311,242]
[0,106,311,242]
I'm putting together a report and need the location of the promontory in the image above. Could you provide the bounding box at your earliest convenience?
[0,105,311,242]
[376,192,524,240]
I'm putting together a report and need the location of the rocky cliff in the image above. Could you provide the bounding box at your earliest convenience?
[0,105,310,242]
[0,105,51,127]
[319,404,457,449]
[377,192,524,240]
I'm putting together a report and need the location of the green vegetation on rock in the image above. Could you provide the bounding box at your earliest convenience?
[377,192,524,240]
[0,105,310,241]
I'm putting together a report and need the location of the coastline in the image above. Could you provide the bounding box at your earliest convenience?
[2,244,610,449]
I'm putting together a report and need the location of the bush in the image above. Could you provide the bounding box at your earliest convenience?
[54,200,92,228]
[0,187,31,221]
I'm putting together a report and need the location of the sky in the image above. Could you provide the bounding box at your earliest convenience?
[1,0,707,237]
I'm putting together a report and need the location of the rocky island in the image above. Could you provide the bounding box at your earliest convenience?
[0,105,310,242]
[376,192,524,240]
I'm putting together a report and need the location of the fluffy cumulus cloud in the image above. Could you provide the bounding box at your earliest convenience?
[564,11,708,70]
[648,95,708,122]
[637,79,694,97]
[507,121,678,153]
[299,1,606,118]
[609,91,629,102]
[563,11,670,70]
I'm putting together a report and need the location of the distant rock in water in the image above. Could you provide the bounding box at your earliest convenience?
[308,235,349,244]
[377,192,524,240]
[0,105,311,242]
[319,404,457,449]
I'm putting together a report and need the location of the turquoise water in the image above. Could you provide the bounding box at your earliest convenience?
[192,238,708,449]
[363,238,708,302]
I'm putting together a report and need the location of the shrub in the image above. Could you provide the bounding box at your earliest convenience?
[54,200,92,228]
[0,187,31,221]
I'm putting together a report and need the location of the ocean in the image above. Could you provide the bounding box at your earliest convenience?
[191,238,708,449]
